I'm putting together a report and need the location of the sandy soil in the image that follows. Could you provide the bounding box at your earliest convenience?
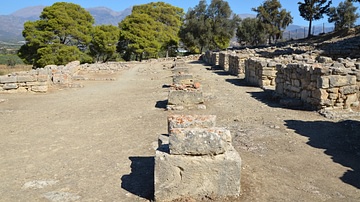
[0,60,359,202]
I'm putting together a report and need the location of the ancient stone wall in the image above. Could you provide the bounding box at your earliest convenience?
[219,52,230,71]
[276,58,360,109]
[245,58,277,88]
[211,52,219,66]
[0,55,200,94]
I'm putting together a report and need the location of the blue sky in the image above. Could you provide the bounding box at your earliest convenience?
[0,0,353,26]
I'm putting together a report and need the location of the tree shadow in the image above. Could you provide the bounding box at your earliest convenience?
[284,119,360,189]
[155,99,168,109]
[225,78,252,87]
[121,156,155,200]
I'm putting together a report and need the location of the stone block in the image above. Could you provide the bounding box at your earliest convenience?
[173,74,194,85]
[155,146,241,202]
[329,75,357,88]
[3,83,18,90]
[37,74,50,82]
[17,75,37,83]
[168,89,204,106]
[167,115,216,133]
[169,128,231,156]
[317,76,330,89]
[0,75,16,83]
[172,67,189,75]
[339,85,359,95]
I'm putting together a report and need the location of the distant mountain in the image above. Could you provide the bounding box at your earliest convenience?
[0,6,132,43]
[11,6,45,19]
[87,7,132,25]
[238,13,256,19]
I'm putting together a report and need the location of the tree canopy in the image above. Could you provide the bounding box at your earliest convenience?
[236,18,267,46]
[328,0,359,30]
[18,2,94,67]
[90,25,120,62]
[298,0,332,37]
[118,2,183,61]
[252,0,293,44]
[180,0,239,53]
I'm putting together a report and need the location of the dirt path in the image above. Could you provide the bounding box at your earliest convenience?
[0,61,359,201]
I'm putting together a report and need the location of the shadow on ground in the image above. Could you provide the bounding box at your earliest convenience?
[121,156,155,200]
[155,100,168,109]
[285,120,360,189]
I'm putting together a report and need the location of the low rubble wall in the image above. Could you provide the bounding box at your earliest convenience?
[0,55,201,93]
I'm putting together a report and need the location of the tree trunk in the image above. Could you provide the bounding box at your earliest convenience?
[308,19,313,38]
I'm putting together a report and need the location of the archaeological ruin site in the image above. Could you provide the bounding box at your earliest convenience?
[0,29,360,202]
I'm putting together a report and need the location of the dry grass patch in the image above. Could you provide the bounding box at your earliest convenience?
[0,65,33,75]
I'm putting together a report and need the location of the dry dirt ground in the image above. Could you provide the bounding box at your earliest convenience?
[0,60,359,202]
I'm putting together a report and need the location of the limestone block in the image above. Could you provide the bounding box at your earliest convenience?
[172,67,189,75]
[317,76,330,89]
[17,75,37,83]
[339,85,359,95]
[168,89,204,106]
[167,115,216,133]
[173,74,194,85]
[0,75,16,83]
[37,74,50,82]
[155,146,241,202]
[329,75,357,87]
[345,93,358,108]
[169,128,231,156]
[3,83,18,90]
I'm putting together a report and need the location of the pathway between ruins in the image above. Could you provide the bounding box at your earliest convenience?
[0,61,359,201]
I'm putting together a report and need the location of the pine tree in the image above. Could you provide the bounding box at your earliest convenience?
[298,0,332,37]
[328,0,359,30]
[252,0,293,44]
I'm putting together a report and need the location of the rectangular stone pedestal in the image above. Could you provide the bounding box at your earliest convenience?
[168,89,204,106]
[154,146,241,201]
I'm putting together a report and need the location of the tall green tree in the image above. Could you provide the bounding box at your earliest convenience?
[252,0,293,44]
[118,2,183,61]
[90,25,120,62]
[18,2,94,67]
[179,0,211,53]
[207,0,240,49]
[298,0,332,37]
[236,18,267,46]
[328,0,359,30]
[180,0,239,53]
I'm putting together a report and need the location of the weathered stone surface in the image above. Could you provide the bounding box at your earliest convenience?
[172,67,189,75]
[173,74,194,85]
[169,127,231,156]
[0,75,17,83]
[3,83,18,90]
[155,145,241,202]
[168,89,204,106]
[17,75,37,83]
[329,75,357,87]
[168,115,216,133]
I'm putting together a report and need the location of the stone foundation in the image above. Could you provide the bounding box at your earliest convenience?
[155,115,241,201]
[245,58,277,88]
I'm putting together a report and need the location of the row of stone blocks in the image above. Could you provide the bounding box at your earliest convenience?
[167,60,205,110]
[155,115,242,201]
